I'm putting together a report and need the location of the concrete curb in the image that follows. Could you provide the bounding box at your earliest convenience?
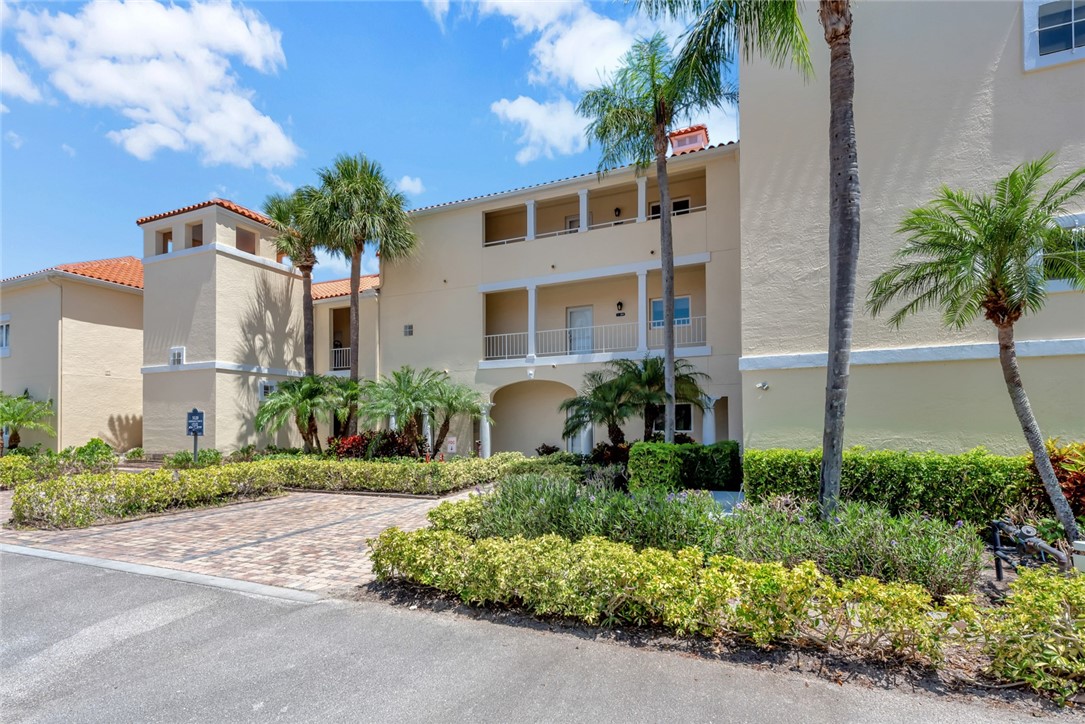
[0,544,323,604]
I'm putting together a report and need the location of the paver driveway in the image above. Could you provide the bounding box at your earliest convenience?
[0,490,456,595]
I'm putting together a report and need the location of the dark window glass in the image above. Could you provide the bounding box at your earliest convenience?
[1076,19,1085,47]
[1040,24,1073,54]
[1039,0,1073,28]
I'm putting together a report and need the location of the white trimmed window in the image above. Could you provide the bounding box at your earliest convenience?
[650,197,691,218]
[1046,212,1085,290]
[650,295,692,328]
[650,403,693,434]
[258,379,278,400]
[168,346,185,366]
[0,320,9,357]
[1024,0,1085,70]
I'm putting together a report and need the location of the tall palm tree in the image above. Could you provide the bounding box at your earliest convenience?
[559,370,639,447]
[254,375,338,454]
[263,189,321,377]
[868,155,1085,543]
[578,33,731,443]
[304,154,417,434]
[0,391,55,451]
[359,366,446,455]
[430,381,486,454]
[608,356,709,440]
[638,0,858,520]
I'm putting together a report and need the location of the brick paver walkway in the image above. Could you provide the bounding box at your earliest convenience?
[0,489,461,595]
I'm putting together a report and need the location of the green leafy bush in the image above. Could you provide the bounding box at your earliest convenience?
[743,447,1035,526]
[429,476,982,595]
[123,447,144,461]
[370,528,970,661]
[0,455,36,489]
[67,438,115,472]
[164,448,223,469]
[628,441,741,492]
[10,468,283,528]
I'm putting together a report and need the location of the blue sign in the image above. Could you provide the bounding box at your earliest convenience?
[186,408,205,437]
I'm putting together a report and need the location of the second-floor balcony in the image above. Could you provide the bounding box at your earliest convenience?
[330,346,351,370]
[484,318,707,361]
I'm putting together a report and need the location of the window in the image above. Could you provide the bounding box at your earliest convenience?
[0,322,9,357]
[156,229,173,255]
[650,403,693,434]
[1025,0,1084,70]
[1045,213,1085,285]
[564,213,593,232]
[168,346,185,366]
[258,380,278,400]
[650,296,691,328]
[649,197,691,218]
[403,324,414,337]
[236,227,257,255]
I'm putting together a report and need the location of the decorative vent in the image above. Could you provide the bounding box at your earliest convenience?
[169,347,185,366]
[258,380,278,400]
[403,324,414,337]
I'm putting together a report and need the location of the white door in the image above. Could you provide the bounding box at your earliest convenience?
[567,306,593,353]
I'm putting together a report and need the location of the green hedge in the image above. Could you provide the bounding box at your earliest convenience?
[628,441,741,492]
[0,455,36,490]
[371,528,1084,702]
[743,447,1034,526]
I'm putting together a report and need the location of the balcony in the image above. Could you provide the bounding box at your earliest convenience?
[483,318,707,361]
[330,346,350,370]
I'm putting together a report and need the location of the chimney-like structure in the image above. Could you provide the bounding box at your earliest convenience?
[668,124,709,155]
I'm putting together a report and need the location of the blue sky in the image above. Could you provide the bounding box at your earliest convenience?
[0,0,737,282]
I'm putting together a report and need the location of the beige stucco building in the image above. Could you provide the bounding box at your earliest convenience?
[0,258,144,451]
[2,1,1081,457]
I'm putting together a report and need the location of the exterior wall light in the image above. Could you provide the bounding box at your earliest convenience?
[614,207,621,217]
[755,381,770,390]
[616,301,624,312]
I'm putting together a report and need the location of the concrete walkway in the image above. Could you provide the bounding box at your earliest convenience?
[0,489,459,595]
[2,552,1066,724]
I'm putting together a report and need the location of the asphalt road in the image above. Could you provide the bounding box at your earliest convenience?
[0,551,1070,723]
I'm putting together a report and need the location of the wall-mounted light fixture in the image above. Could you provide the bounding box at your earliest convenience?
[616,301,624,312]
[527,368,536,379]
[755,381,770,391]
[614,207,621,218]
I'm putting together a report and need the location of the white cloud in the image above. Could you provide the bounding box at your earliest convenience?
[267,172,294,192]
[60,142,76,156]
[397,175,425,195]
[422,0,451,30]
[0,52,42,102]
[490,95,587,164]
[4,130,24,149]
[0,104,8,114]
[10,0,299,169]
[314,247,380,279]
[477,0,580,33]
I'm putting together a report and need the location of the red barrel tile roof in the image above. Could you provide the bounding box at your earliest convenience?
[311,275,380,300]
[135,198,271,227]
[2,256,144,289]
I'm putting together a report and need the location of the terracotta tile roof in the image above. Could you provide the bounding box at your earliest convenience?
[669,123,709,139]
[311,275,380,300]
[135,198,271,227]
[410,140,736,214]
[2,256,143,290]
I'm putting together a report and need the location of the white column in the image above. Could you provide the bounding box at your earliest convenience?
[480,403,493,458]
[701,396,717,445]
[526,199,536,240]
[389,413,397,430]
[578,189,589,233]
[636,177,648,222]
[422,411,432,449]
[636,270,648,353]
[526,283,537,360]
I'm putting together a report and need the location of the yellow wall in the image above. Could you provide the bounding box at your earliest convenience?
[0,281,61,450]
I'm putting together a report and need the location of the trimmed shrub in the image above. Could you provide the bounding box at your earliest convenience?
[10,468,283,528]
[628,440,741,492]
[743,447,1035,526]
[1026,440,1085,518]
[123,447,145,461]
[330,430,419,459]
[0,455,36,489]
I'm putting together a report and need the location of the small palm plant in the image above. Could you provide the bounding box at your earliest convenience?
[560,370,639,447]
[608,356,709,440]
[431,381,486,454]
[254,375,339,454]
[868,154,1085,543]
[359,366,446,454]
[0,391,56,451]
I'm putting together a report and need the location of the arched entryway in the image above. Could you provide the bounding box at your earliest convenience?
[491,380,576,456]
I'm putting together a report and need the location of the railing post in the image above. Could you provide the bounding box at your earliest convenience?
[636,177,647,223]
[526,200,536,241]
[637,270,648,353]
[526,284,537,361]
[480,403,493,459]
[578,189,589,233]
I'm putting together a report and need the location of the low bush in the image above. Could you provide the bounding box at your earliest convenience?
[1026,440,1085,519]
[329,430,419,460]
[123,447,145,461]
[743,447,1035,526]
[68,438,115,472]
[429,476,982,595]
[0,454,36,489]
[10,468,283,528]
[628,441,741,492]
[164,448,223,469]
[370,529,1083,701]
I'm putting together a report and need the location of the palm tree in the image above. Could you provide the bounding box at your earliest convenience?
[304,154,417,434]
[263,188,321,376]
[868,155,1085,543]
[578,33,731,443]
[431,381,486,454]
[359,366,445,455]
[559,370,639,447]
[609,356,709,440]
[638,0,858,521]
[0,391,55,451]
[254,375,338,454]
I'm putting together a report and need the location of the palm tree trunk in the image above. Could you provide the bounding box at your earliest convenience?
[818,0,861,522]
[347,243,362,436]
[300,264,315,377]
[997,324,1080,542]
[433,414,452,454]
[607,423,626,447]
[643,405,655,441]
[654,120,676,444]
[7,428,19,450]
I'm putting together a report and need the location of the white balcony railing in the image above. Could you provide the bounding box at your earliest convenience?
[484,332,529,360]
[536,322,638,357]
[647,316,707,349]
[484,205,705,247]
[331,346,351,370]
